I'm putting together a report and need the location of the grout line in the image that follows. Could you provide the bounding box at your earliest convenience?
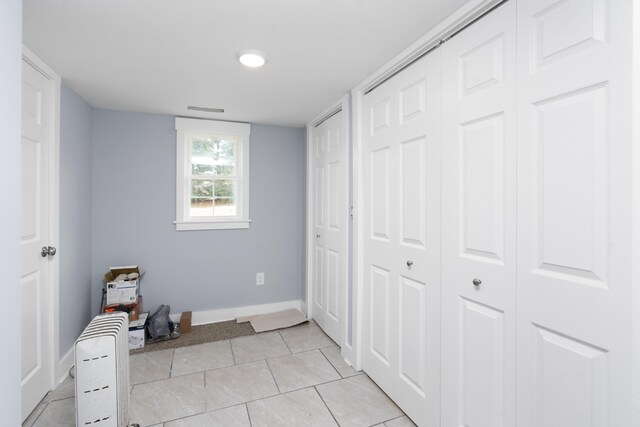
[277,330,293,354]
[313,386,341,426]
[318,346,343,379]
[169,348,176,377]
[264,358,282,394]
[244,403,253,427]
[228,339,237,366]
[24,402,49,427]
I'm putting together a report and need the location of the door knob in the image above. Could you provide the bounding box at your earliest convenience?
[41,246,57,257]
[406,260,413,267]
[473,278,481,287]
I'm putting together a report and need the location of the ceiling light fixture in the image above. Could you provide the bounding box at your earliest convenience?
[238,50,266,68]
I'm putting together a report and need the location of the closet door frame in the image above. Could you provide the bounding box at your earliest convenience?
[350,0,507,373]
[305,95,354,364]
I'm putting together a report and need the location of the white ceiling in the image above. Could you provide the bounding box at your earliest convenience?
[23,0,469,127]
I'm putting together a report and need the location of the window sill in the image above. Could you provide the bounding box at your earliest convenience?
[174,219,251,231]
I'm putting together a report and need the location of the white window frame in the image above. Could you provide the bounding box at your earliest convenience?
[174,117,251,230]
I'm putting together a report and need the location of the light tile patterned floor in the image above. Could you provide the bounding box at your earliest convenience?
[23,322,416,427]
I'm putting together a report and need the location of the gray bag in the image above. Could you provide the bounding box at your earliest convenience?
[147,304,173,339]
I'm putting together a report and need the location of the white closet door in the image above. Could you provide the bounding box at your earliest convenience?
[441,2,517,426]
[516,0,632,425]
[362,51,441,427]
[21,59,53,421]
[312,111,347,345]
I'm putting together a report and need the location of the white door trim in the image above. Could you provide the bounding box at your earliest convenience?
[350,0,506,371]
[305,94,353,365]
[21,46,64,388]
[632,1,640,421]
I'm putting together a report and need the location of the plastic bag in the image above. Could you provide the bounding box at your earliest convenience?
[146,304,173,339]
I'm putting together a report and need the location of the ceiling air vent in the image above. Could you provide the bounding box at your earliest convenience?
[187,106,224,113]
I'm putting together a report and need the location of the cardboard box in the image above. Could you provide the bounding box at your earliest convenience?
[180,311,192,334]
[103,295,143,322]
[104,265,144,305]
[129,312,148,350]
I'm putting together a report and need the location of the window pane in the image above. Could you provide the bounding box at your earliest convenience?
[214,198,236,217]
[214,179,235,198]
[191,198,213,216]
[190,179,213,216]
[191,179,213,197]
[213,179,236,217]
[191,137,236,175]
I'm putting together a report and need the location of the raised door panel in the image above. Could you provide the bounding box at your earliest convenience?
[370,266,390,365]
[532,85,607,286]
[399,137,426,249]
[461,299,505,427]
[326,249,340,321]
[460,114,505,264]
[314,245,324,311]
[533,325,607,427]
[399,276,425,396]
[370,147,391,242]
[327,161,341,231]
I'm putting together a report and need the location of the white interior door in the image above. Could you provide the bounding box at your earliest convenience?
[361,50,441,427]
[516,0,632,425]
[21,59,54,421]
[312,111,347,345]
[441,2,517,426]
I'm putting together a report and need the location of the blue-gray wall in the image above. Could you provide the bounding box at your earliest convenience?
[0,0,22,422]
[59,84,93,357]
[91,109,306,315]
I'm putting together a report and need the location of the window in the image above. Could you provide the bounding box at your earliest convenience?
[175,118,250,230]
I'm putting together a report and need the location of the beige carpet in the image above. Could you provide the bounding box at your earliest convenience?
[237,309,308,332]
[130,319,255,354]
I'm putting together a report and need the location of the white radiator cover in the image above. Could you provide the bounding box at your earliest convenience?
[75,312,130,426]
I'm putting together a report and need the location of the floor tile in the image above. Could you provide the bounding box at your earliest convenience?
[165,404,250,427]
[32,397,74,427]
[231,332,290,365]
[22,401,48,427]
[171,340,234,377]
[44,376,74,402]
[279,325,335,353]
[247,387,338,427]
[267,350,340,393]
[316,375,403,427]
[130,348,174,385]
[320,345,359,378]
[385,415,417,426]
[205,360,279,411]
[130,372,206,426]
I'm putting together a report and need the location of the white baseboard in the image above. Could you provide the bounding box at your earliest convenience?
[190,299,305,326]
[54,347,74,386]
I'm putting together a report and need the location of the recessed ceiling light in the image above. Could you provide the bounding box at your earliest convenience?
[238,50,266,68]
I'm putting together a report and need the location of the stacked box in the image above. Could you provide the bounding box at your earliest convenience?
[104,265,145,306]
[128,312,148,350]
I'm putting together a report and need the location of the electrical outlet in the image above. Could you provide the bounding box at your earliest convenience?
[256,272,265,286]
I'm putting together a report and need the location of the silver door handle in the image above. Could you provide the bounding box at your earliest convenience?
[41,246,57,257]
[473,278,481,287]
